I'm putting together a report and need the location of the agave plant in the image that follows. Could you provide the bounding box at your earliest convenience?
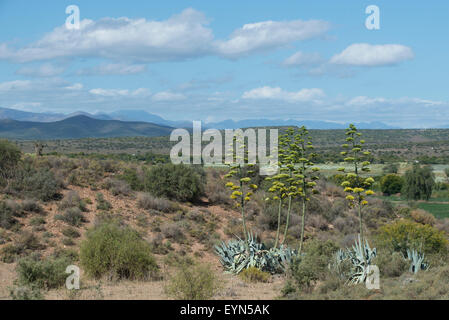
[331,235,377,284]
[215,232,295,274]
[405,249,429,274]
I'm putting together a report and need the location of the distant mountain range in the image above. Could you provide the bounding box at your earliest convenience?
[0,115,173,140]
[0,107,401,131]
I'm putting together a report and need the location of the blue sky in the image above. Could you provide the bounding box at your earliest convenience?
[0,0,448,127]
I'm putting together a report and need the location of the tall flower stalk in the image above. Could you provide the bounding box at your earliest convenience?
[291,127,320,256]
[224,135,258,242]
[339,124,375,248]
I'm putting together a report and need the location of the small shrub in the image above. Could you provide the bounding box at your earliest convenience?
[137,193,176,213]
[16,254,70,289]
[30,216,46,226]
[239,267,270,283]
[62,226,81,238]
[95,192,112,211]
[21,199,43,213]
[0,200,19,229]
[59,191,87,212]
[161,222,185,242]
[165,261,221,300]
[373,251,409,278]
[55,207,85,227]
[9,284,43,300]
[103,178,131,196]
[410,209,436,226]
[288,240,339,291]
[80,222,159,280]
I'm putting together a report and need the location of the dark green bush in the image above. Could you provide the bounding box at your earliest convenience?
[80,222,159,280]
[144,164,204,202]
[380,174,404,196]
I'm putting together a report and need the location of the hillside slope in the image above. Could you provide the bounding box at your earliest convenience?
[0,115,173,139]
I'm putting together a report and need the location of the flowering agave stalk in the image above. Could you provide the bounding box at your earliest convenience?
[339,124,375,249]
[265,172,289,249]
[224,134,258,243]
[289,127,320,256]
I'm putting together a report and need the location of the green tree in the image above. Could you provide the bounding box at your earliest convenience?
[402,164,435,201]
[380,174,404,196]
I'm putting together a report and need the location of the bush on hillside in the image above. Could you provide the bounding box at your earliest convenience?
[376,219,448,255]
[144,164,204,202]
[80,222,159,280]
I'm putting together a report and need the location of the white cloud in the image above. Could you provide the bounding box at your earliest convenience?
[0,10,330,63]
[65,83,83,90]
[15,63,65,77]
[152,91,186,101]
[89,87,149,97]
[242,86,325,102]
[330,43,414,66]
[77,63,147,75]
[0,8,213,63]
[283,51,323,66]
[215,19,330,58]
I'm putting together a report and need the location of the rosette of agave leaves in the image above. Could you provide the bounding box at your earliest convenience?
[215,232,296,274]
[330,234,377,284]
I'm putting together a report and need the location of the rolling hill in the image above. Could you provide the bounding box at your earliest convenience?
[0,115,174,139]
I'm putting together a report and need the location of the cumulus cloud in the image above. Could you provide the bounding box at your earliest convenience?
[0,9,213,63]
[215,20,330,58]
[77,63,147,75]
[0,9,330,63]
[282,51,323,66]
[242,86,325,102]
[330,43,414,66]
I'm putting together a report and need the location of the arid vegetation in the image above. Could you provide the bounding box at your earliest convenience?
[1,125,449,300]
